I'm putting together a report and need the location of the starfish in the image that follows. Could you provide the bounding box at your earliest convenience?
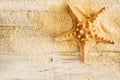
[54,3,114,63]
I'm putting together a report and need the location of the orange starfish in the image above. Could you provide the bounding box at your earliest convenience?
[55,3,114,63]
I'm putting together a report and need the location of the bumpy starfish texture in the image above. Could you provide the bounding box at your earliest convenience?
[55,3,114,63]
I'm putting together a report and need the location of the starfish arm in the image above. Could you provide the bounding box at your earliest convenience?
[67,4,77,28]
[83,20,89,28]
[67,3,86,22]
[76,40,86,63]
[96,7,105,15]
[89,7,105,23]
[94,37,114,44]
[55,30,75,41]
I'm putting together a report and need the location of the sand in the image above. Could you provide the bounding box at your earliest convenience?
[0,0,120,80]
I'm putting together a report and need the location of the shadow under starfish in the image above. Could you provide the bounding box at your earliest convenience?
[55,3,114,63]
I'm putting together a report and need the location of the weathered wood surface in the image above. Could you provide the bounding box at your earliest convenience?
[0,52,120,80]
[0,0,120,80]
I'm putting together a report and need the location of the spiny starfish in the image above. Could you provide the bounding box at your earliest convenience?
[55,3,114,63]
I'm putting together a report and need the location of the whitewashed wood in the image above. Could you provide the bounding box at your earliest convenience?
[0,52,120,80]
